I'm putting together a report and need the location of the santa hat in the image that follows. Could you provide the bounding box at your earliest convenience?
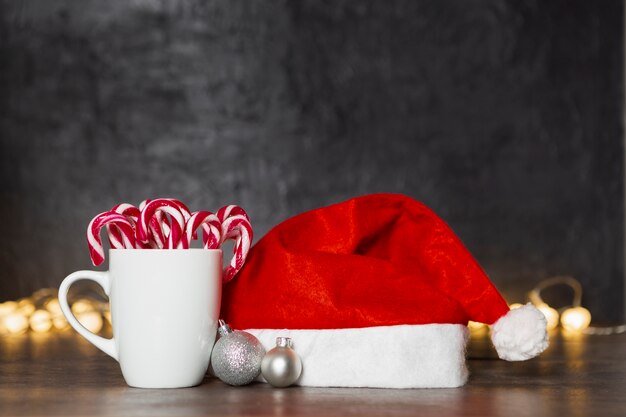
[221,194,548,388]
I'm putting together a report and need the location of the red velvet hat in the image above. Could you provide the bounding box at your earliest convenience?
[221,194,548,388]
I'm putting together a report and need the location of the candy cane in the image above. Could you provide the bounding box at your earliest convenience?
[217,206,253,283]
[217,205,250,222]
[138,199,186,249]
[169,198,198,240]
[221,215,252,282]
[106,224,133,249]
[168,199,192,221]
[111,203,140,223]
[107,203,145,248]
[140,198,194,243]
[87,212,136,266]
[111,203,158,249]
[138,200,166,248]
[183,211,222,249]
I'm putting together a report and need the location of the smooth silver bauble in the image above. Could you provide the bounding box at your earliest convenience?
[261,337,302,388]
[211,330,265,386]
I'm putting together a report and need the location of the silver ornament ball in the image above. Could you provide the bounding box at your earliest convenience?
[261,337,302,388]
[210,321,265,386]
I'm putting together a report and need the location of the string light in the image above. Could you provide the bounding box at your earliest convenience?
[44,298,62,315]
[560,306,592,332]
[52,315,70,330]
[71,299,95,315]
[17,298,36,316]
[537,303,560,331]
[76,311,104,333]
[527,276,585,331]
[525,275,625,334]
[467,320,487,332]
[44,296,70,330]
[0,301,18,316]
[0,288,109,335]
[29,309,53,333]
[3,312,29,334]
[583,324,626,335]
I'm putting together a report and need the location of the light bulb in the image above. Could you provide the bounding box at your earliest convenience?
[467,320,487,331]
[44,298,62,316]
[71,299,95,315]
[52,315,69,330]
[560,306,591,332]
[509,303,524,310]
[17,297,33,308]
[3,312,29,334]
[0,301,18,316]
[77,311,103,333]
[536,303,559,330]
[103,310,112,324]
[29,309,52,333]
[17,298,35,316]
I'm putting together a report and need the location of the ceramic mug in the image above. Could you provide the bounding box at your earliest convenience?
[59,249,222,388]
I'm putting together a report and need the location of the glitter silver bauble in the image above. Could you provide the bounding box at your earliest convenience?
[210,320,265,386]
[261,337,302,388]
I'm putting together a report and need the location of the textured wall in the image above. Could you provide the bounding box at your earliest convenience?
[1,0,624,321]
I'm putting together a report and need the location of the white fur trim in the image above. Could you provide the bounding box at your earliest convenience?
[490,303,549,361]
[247,324,469,388]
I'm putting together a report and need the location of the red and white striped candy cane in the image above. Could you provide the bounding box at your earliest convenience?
[139,200,167,248]
[183,211,221,250]
[168,198,198,240]
[140,199,194,243]
[138,199,149,211]
[217,206,253,283]
[138,199,186,249]
[140,200,167,231]
[168,199,192,222]
[217,205,250,222]
[139,199,168,248]
[108,203,147,248]
[87,211,136,266]
[141,199,192,223]
[111,203,140,223]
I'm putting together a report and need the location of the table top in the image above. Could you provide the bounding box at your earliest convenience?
[1,329,625,417]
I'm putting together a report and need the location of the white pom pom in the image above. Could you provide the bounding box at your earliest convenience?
[490,303,549,361]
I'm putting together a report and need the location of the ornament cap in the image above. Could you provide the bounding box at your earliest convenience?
[262,337,302,387]
[276,336,292,348]
[217,319,233,337]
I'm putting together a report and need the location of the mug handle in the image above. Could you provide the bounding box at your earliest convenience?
[58,270,118,361]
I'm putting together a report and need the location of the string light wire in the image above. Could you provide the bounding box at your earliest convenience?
[529,275,625,334]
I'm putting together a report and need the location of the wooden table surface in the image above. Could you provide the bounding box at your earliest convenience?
[1,329,625,417]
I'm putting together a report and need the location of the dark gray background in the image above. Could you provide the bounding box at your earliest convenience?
[1,0,624,322]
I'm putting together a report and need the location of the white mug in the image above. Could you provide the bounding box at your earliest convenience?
[59,249,222,388]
